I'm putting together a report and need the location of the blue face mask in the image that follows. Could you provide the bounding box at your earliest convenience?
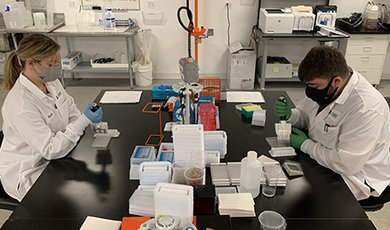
[305,77,338,106]
[33,62,62,82]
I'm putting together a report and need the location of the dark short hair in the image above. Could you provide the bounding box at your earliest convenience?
[298,46,349,82]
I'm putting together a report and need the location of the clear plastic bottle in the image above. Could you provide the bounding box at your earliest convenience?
[364,5,380,30]
[240,151,262,198]
[104,9,116,30]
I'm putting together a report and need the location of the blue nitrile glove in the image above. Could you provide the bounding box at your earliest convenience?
[290,128,309,149]
[83,103,103,123]
[274,95,292,120]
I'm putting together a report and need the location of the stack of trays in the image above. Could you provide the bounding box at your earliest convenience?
[129,185,155,216]
[258,155,287,187]
[129,146,156,180]
[204,131,228,159]
[226,162,241,186]
[154,183,194,228]
[139,162,172,185]
[210,163,230,186]
[205,151,220,167]
[173,125,205,167]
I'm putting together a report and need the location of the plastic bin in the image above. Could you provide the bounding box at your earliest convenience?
[135,63,153,87]
[198,78,221,104]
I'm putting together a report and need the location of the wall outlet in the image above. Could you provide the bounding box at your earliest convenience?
[147,0,155,9]
[69,1,77,9]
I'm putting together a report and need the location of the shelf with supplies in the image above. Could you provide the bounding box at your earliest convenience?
[51,25,138,88]
[0,28,14,78]
[254,28,349,90]
[62,61,129,74]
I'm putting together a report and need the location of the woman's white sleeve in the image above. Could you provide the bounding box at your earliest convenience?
[14,109,90,160]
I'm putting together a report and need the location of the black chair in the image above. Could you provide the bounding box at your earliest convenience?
[359,186,390,211]
[0,130,19,210]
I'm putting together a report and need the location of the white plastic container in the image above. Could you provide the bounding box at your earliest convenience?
[33,12,46,29]
[258,210,287,230]
[239,151,262,198]
[104,9,116,30]
[135,62,153,87]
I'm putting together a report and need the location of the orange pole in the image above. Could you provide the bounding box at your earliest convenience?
[194,0,199,63]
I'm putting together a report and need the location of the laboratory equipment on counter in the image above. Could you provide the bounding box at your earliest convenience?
[152,85,179,101]
[315,5,337,29]
[291,5,315,31]
[239,151,262,198]
[257,56,293,79]
[172,82,203,125]
[129,145,156,180]
[293,12,315,31]
[139,161,173,185]
[177,0,213,63]
[154,183,194,228]
[259,8,294,33]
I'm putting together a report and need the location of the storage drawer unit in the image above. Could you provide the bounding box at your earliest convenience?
[345,35,389,84]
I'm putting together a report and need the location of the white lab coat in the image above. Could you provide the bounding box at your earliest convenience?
[289,71,390,200]
[0,74,86,201]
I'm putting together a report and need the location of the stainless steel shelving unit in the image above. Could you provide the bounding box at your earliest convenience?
[254,28,349,90]
[52,25,138,88]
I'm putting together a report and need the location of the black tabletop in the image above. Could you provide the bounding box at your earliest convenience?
[3,91,372,230]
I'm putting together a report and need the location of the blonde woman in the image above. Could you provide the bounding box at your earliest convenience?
[0,34,102,201]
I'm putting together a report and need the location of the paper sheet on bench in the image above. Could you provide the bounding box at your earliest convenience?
[100,91,142,103]
[226,91,265,103]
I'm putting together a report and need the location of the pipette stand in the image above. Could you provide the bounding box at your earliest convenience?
[173,82,203,124]
[142,102,164,146]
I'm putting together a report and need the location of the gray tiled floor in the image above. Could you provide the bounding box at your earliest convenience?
[0,78,390,229]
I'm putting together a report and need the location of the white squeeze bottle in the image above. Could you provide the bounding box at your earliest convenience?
[104,9,116,30]
[240,151,262,198]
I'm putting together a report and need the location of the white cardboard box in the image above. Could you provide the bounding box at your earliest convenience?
[228,41,256,90]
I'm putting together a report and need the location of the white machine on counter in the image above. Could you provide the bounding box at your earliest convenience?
[259,8,294,33]
[291,5,316,31]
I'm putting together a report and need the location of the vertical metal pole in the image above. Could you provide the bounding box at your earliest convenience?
[260,37,268,91]
[11,33,18,49]
[65,36,75,81]
[126,37,133,88]
[54,36,66,87]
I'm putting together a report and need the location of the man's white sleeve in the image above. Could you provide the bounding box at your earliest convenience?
[301,109,382,176]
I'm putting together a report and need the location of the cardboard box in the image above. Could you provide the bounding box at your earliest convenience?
[228,40,256,90]
[258,56,292,79]
[61,51,82,70]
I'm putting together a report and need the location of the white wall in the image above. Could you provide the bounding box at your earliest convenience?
[52,0,390,80]
[53,0,258,79]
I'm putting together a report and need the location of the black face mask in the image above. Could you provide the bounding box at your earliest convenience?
[305,77,338,106]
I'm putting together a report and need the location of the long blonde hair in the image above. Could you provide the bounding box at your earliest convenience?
[2,34,60,90]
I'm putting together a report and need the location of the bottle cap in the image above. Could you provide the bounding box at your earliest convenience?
[247,151,257,159]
